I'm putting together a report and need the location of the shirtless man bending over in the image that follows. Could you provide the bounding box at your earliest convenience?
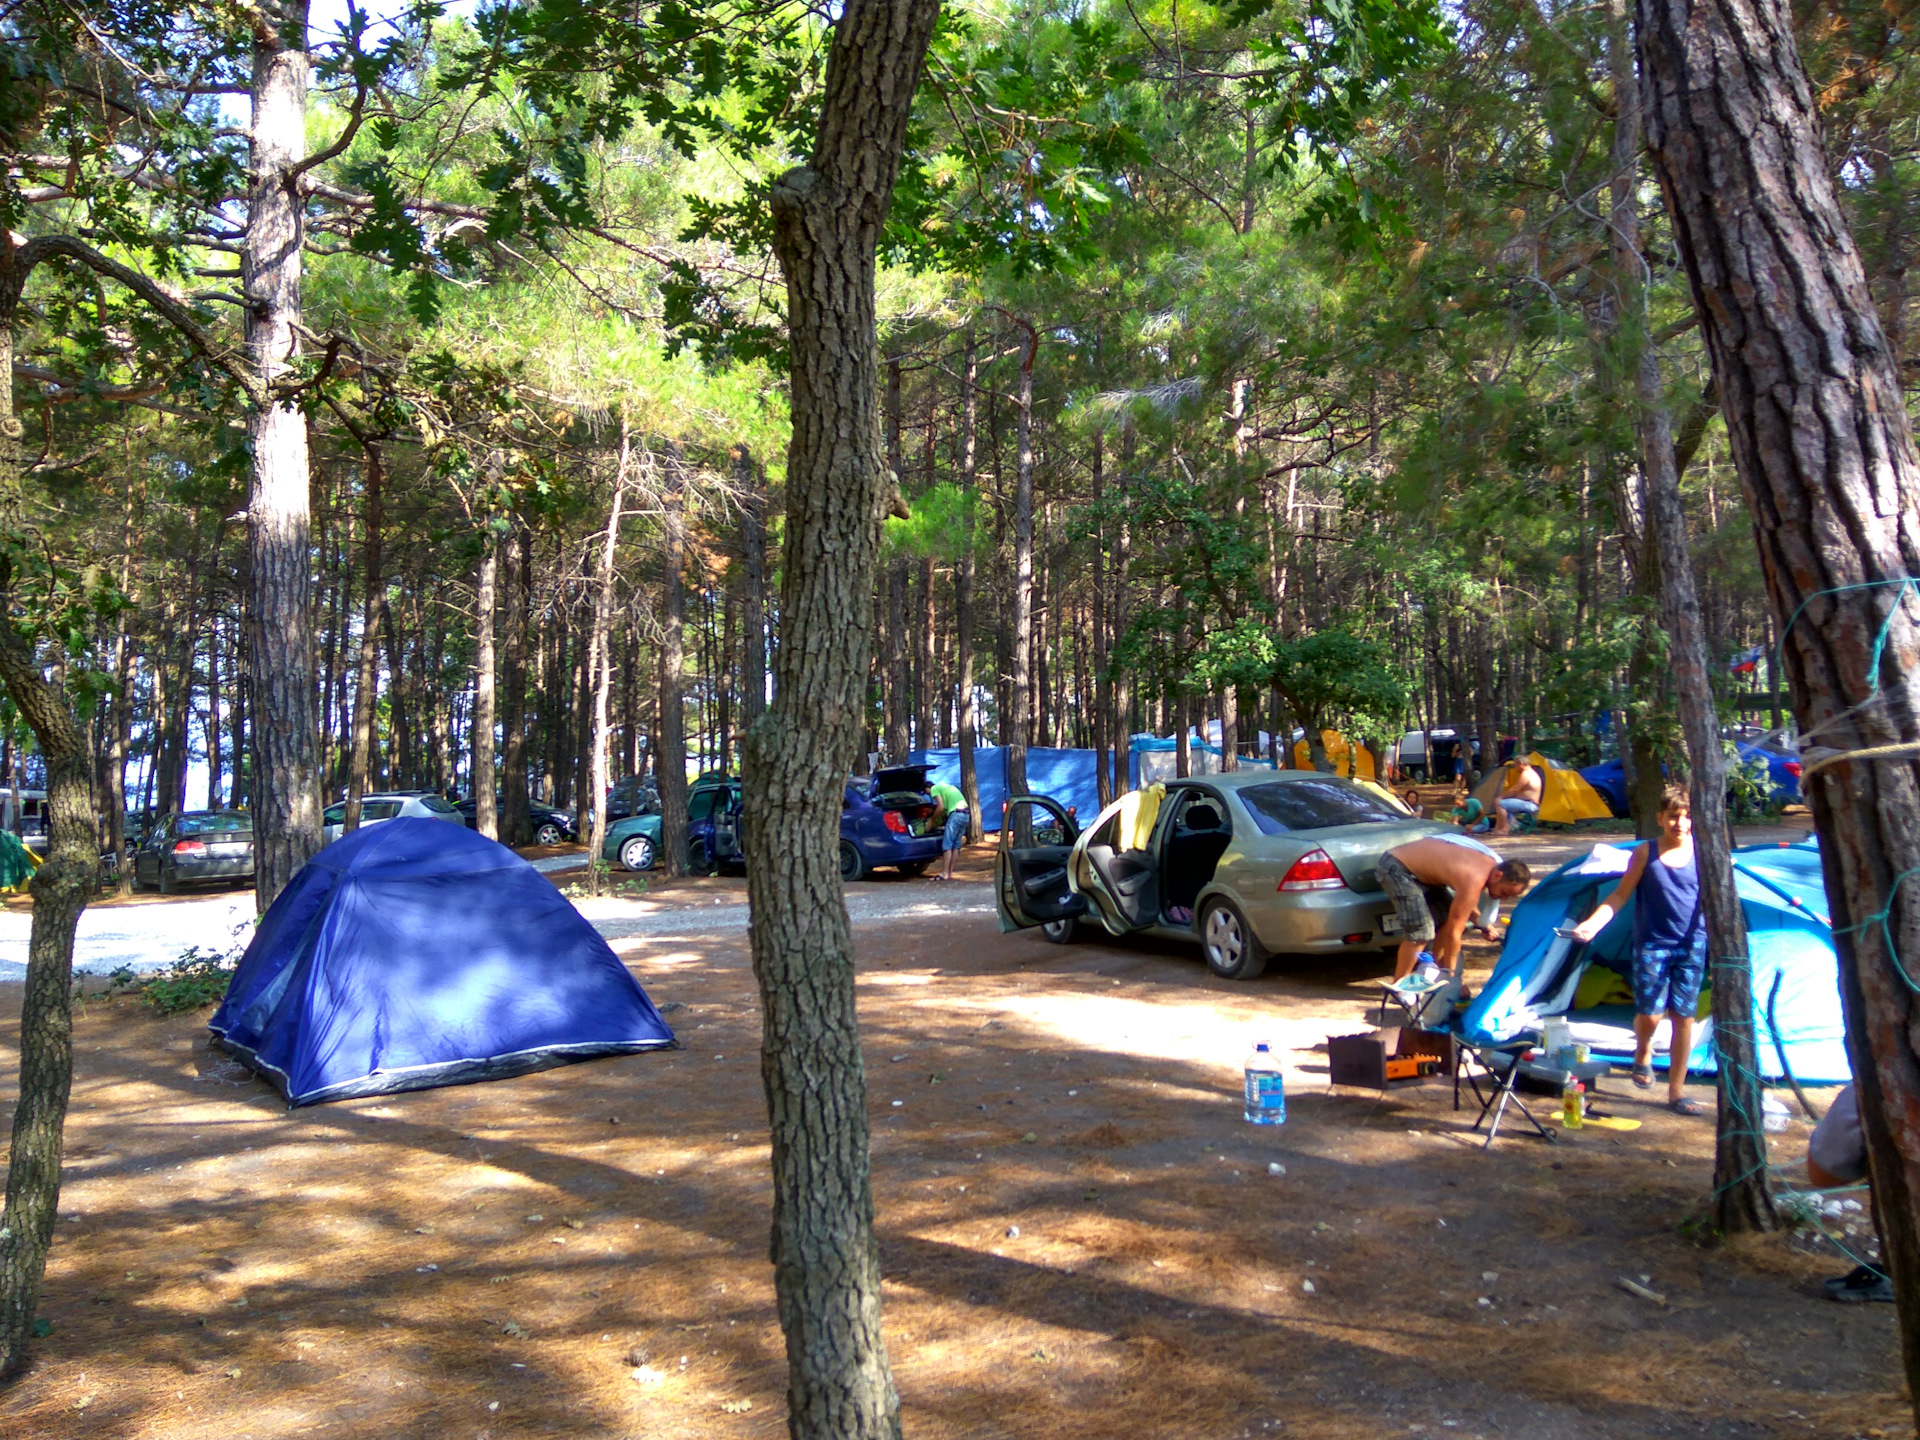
[1379,834,1531,978]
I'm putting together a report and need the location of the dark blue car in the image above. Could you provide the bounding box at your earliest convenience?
[840,765,942,880]
[680,767,942,879]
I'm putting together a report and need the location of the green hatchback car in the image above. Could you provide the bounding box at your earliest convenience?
[996,771,1448,979]
[602,812,663,871]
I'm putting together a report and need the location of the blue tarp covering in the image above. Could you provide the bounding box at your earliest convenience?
[908,747,1108,831]
[1460,839,1849,1083]
[909,739,1278,831]
[210,819,676,1105]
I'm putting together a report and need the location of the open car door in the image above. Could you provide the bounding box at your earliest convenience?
[995,795,1088,932]
[1069,792,1162,936]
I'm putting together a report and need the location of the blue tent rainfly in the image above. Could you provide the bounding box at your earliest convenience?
[210,819,676,1106]
[1459,838,1848,1084]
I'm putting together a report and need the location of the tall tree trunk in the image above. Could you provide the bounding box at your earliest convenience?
[1007,317,1037,797]
[658,450,689,878]
[500,523,533,845]
[1091,433,1112,806]
[245,0,322,907]
[1607,4,1772,1229]
[740,449,767,732]
[587,426,634,895]
[0,607,94,1379]
[915,557,934,752]
[471,542,499,839]
[108,489,135,894]
[1639,0,1920,1367]
[0,257,98,1376]
[742,0,940,1429]
[956,334,982,839]
[883,357,910,762]
[344,440,385,833]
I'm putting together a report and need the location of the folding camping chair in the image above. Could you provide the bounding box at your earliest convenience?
[1459,1041,1557,1149]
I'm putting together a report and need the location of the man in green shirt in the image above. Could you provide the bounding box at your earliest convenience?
[929,779,969,880]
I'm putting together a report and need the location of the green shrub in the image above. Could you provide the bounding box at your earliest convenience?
[139,945,239,1015]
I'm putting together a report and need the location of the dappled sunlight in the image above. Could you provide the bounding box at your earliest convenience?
[0,914,1899,1440]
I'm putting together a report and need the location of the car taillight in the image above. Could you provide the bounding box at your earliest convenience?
[172,840,207,855]
[883,811,908,834]
[1783,761,1802,778]
[1278,849,1345,891]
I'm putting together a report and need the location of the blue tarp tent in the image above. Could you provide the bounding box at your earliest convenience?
[908,747,1010,831]
[210,819,676,1105]
[1459,839,1849,1083]
[909,746,1110,832]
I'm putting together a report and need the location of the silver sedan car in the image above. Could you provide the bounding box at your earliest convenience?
[995,772,1450,978]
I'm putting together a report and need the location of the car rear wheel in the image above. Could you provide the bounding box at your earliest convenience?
[690,838,715,875]
[535,821,564,847]
[1200,899,1269,980]
[839,840,869,882]
[1040,915,1080,945]
[618,835,656,872]
[158,867,177,896]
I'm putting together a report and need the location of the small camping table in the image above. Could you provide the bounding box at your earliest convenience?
[1460,1047,1615,1147]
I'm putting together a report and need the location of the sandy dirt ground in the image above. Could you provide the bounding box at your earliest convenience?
[0,817,1900,1440]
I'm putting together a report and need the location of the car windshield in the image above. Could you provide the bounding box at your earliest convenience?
[177,813,250,835]
[1237,780,1405,834]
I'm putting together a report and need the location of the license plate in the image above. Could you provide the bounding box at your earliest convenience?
[1379,914,1401,934]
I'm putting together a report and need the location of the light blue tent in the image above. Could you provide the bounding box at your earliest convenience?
[1459,838,1849,1083]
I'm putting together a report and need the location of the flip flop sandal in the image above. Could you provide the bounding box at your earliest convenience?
[1631,1063,1654,1088]
[1668,1097,1705,1116]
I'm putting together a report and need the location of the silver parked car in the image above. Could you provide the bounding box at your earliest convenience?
[995,772,1448,979]
[322,791,464,843]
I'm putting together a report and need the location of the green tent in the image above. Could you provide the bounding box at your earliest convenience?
[0,830,38,889]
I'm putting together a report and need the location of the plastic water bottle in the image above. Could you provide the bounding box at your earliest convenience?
[1244,1042,1286,1125]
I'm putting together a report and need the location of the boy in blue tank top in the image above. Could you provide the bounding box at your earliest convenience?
[1571,785,1706,1115]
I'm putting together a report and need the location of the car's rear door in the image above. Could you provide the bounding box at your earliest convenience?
[995,795,1088,931]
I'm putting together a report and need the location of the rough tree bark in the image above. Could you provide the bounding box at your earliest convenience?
[740,0,941,1431]
[245,0,323,907]
[1607,4,1771,1229]
[1637,0,1920,1367]
[0,247,99,1379]
[658,449,689,878]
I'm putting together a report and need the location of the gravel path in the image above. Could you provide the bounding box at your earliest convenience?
[0,879,996,977]
[0,820,1807,978]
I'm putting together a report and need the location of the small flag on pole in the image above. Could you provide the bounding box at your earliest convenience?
[1729,644,1765,675]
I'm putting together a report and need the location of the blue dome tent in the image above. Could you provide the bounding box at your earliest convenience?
[211,819,676,1106]
[1459,838,1849,1083]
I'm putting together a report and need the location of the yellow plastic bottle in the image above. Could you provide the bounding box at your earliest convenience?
[1562,1081,1585,1129]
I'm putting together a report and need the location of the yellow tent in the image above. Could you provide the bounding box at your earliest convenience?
[1291,730,1376,780]
[1472,752,1613,824]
